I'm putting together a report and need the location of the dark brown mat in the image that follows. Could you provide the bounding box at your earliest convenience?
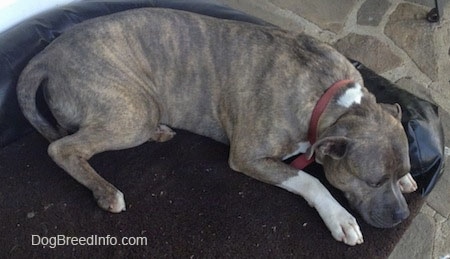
[0,130,424,258]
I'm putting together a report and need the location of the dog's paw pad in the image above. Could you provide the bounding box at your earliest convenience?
[94,190,126,213]
[398,173,417,193]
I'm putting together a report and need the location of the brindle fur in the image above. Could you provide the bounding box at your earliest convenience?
[17,8,415,245]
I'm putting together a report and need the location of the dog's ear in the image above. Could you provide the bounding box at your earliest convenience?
[380,103,402,121]
[307,136,350,164]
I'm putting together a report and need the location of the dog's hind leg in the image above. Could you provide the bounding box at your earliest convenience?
[47,117,156,213]
[150,124,176,142]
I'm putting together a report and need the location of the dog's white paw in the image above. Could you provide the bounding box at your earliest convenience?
[398,173,417,193]
[151,124,176,142]
[316,201,364,245]
[94,190,126,213]
[315,197,363,245]
[327,210,364,246]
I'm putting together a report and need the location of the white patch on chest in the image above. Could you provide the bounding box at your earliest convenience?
[337,83,363,108]
[282,141,311,160]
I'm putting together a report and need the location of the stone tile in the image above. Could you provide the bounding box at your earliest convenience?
[357,0,391,26]
[429,81,450,114]
[388,212,435,259]
[395,77,435,104]
[421,203,437,217]
[440,110,450,147]
[334,33,402,73]
[385,3,439,80]
[426,158,450,218]
[433,215,450,258]
[268,0,358,33]
[405,0,435,8]
[426,108,450,218]
[218,0,306,32]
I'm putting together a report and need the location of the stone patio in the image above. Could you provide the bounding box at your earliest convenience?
[217,0,450,257]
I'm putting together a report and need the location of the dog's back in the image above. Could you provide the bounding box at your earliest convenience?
[18,8,359,143]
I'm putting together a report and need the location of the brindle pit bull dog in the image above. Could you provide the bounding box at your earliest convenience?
[17,8,418,246]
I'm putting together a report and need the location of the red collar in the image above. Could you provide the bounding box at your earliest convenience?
[290,79,353,169]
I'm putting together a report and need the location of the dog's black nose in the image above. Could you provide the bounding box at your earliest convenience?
[392,209,409,222]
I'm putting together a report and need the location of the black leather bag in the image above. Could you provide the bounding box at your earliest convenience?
[352,60,445,195]
[0,0,444,195]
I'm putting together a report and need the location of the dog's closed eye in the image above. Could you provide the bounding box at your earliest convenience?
[367,176,389,188]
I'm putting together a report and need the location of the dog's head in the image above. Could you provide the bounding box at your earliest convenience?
[310,101,411,228]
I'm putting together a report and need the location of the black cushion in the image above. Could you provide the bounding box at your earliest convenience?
[0,0,443,194]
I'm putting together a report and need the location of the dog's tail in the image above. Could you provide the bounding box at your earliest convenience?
[17,61,62,142]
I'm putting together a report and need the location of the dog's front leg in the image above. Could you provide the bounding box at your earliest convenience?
[229,156,363,246]
[398,173,417,193]
[279,170,363,245]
